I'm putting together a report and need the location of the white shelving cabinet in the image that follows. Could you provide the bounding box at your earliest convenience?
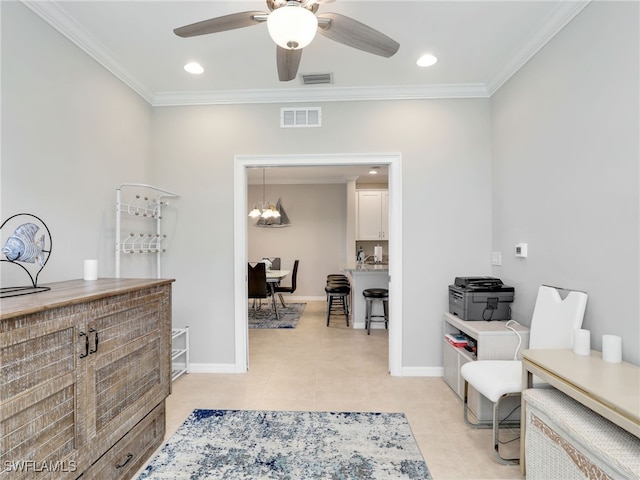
[171,327,190,381]
[443,312,530,422]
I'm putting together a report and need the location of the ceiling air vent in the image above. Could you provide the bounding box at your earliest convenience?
[300,73,333,85]
[280,107,322,128]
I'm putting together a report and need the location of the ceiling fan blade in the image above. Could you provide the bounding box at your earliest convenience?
[174,11,267,38]
[277,46,302,82]
[317,13,399,58]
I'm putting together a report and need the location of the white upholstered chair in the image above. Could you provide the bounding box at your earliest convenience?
[460,285,588,464]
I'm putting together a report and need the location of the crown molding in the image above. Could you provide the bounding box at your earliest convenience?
[150,84,490,106]
[485,0,591,95]
[23,0,590,106]
[22,0,156,104]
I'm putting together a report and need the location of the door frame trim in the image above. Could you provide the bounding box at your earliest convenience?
[233,153,403,375]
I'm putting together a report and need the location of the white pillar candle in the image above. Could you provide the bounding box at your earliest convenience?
[572,329,591,356]
[84,259,98,281]
[602,335,622,363]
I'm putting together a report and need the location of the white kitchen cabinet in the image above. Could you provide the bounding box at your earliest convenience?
[442,312,529,422]
[356,190,388,240]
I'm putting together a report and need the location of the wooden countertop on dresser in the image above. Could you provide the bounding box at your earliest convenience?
[1,278,175,320]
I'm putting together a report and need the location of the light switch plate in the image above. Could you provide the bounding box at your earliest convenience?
[491,251,502,266]
[515,243,528,257]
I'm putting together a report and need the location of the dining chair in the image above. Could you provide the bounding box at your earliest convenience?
[274,260,299,307]
[459,285,588,464]
[262,257,281,270]
[248,262,271,317]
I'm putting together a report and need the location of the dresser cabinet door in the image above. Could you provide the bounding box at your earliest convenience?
[0,307,85,480]
[84,285,171,443]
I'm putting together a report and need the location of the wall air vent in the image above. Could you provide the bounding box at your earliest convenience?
[280,107,322,128]
[300,73,333,85]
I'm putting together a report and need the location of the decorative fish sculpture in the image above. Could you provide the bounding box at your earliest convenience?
[2,223,46,267]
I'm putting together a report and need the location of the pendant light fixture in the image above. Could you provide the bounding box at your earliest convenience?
[248,168,281,220]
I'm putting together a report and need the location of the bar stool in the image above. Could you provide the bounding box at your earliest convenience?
[325,275,351,326]
[363,288,389,335]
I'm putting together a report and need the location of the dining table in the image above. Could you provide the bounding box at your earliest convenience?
[265,269,289,320]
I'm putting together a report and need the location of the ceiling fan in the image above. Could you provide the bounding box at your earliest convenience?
[173,0,400,82]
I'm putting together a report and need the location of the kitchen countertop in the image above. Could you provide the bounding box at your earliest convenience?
[340,264,389,329]
[341,263,389,273]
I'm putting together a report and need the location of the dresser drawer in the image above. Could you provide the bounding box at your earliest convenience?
[80,402,165,480]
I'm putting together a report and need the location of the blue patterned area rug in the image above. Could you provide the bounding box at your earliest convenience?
[137,409,432,479]
[248,303,305,329]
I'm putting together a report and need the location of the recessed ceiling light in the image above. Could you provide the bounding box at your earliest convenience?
[417,54,438,67]
[369,167,379,175]
[184,62,204,74]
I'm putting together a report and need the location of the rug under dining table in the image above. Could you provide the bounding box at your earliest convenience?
[248,302,305,329]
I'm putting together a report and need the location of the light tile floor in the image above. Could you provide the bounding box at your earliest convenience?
[150,301,524,480]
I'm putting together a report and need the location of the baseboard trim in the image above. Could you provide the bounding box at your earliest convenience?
[188,364,443,377]
[351,322,388,330]
[401,366,444,377]
[189,363,242,374]
[285,295,326,301]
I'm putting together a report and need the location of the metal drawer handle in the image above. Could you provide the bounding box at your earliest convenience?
[89,328,99,354]
[115,453,133,469]
[79,332,89,358]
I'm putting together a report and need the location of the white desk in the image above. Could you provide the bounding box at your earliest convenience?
[443,312,529,422]
[521,349,640,475]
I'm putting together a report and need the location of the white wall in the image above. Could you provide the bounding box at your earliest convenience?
[491,1,640,364]
[151,100,492,370]
[4,1,637,373]
[248,183,347,298]
[10,1,637,372]
[1,2,153,285]
[2,3,493,372]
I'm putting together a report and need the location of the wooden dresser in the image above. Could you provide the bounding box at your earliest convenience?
[0,278,174,479]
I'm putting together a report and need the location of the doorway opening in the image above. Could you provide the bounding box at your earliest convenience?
[233,153,403,375]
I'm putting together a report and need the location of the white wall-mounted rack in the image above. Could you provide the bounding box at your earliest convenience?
[115,183,179,278]
[171,327,190,381]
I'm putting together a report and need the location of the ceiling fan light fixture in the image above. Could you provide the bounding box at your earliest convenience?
[417,54,438,67]
[267,3,318,50]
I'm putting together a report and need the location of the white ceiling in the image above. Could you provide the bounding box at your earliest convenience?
[25,0,590,107]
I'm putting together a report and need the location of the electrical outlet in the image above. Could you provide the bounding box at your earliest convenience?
[491,252,502,266]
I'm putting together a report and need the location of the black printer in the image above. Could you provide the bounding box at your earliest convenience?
[448,276,514,321]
